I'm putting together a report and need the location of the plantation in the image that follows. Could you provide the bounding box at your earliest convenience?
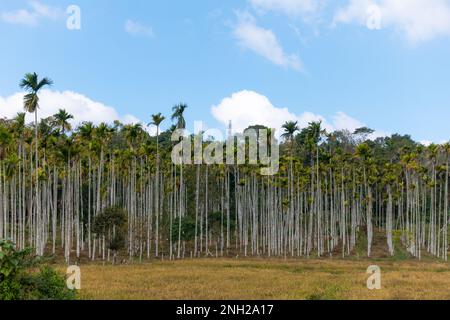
[0,73,449,272]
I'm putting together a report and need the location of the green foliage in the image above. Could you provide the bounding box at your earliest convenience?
[0,277,21,300]
[172,216,196,242]
[171,211,232,243]
[208,211,223,228]
[353,230,369,259]
[22,267,76,300]
[391,231,412,260]
[0,239,34,279]
[92,206,127,257]
[0,240,75,300]
[109,233,125,252]
[92,206,127,236]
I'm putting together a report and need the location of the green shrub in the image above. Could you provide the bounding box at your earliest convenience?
[0,278,22,300]
[0,239,76,300]
[24,267,76,300]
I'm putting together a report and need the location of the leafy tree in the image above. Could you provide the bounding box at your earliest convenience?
[353,127,375,143]
[92,206,127,264]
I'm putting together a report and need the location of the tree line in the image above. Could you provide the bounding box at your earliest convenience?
[0,73,448,263]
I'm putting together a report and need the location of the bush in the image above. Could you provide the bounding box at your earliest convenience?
[22,267,76,300]
[0,239,76,300]
[0,278,22,300]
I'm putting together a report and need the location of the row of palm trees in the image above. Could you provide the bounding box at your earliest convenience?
[0,73,448,262]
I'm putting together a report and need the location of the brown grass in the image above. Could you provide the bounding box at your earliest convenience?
[60,258,450,300]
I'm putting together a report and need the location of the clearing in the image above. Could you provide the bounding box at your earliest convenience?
[70,257,450,300]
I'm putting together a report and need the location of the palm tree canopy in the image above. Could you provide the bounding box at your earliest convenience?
[171,103,188,129]
[122,123,145,149]
[19,73,53,113]
[149,113,166,128]
[95,123,115,145]
[52,109,74,133]
[13,112,26,136]
[281,121,299,141]
[19,72,53,92]
[78,121,94,138]
[302,121,325,147]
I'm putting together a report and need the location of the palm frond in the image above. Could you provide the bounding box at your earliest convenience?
[36,77,53,91]
[19,72,38,91]
[23,93,39,113]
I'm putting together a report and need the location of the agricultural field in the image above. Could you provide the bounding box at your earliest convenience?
[72,257,450,300]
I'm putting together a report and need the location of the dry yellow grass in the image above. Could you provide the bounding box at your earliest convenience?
[66,258,450,300]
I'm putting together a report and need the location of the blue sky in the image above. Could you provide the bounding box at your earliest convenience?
[1,0,450,143]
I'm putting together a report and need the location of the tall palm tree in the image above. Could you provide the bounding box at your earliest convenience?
[148,113,165,257]
[52,109,74,135]
[19,72,53,145]
[19,73,53,254]
[281,121,299,160]
[171,103,188,129]
[171,104,188,259]
[149,113,165,165]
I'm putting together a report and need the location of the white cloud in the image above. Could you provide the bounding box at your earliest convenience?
[420,140,433,146]
[210,90,385,139]
[333,111,386,140]
[233,13,302,71]
[249,0,322,17]
[334,0,450,43]
[332,111,364,132]
[0,0,64,26]
[125,20,154,38]
[420,139,448,146]
[0,90,143,129]
[211,90,299,135]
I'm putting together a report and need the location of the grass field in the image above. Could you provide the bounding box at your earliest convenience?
[69,258,450,300]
